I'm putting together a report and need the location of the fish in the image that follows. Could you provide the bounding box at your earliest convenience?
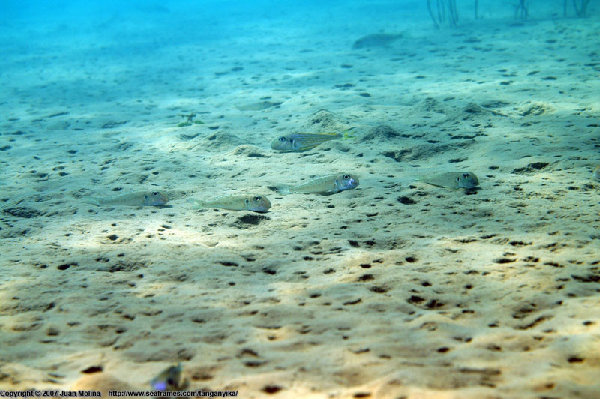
[352,33,403,49]
[271,132,342,152]
[193,194,271,213]
[418,172,479,189]
[84,191,169,207]
[273,173,359,195]
[236,101,281,111]
[150,363,188,391]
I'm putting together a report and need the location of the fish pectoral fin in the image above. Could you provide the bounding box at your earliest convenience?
[296,143,321,151]
[342,128,357,140]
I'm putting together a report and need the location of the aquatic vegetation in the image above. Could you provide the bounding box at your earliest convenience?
[514,0,529,19]
[425,0,590,24]
[427,0,459,28]
[565,0,592,16]
[177,112,204,127]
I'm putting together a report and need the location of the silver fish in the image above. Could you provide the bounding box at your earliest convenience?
[193,195,271,213]
[271,132,341,152]
[352,33,403,49]
[419,172,479,189]
[276,173,359,195]
[85,191,169,207]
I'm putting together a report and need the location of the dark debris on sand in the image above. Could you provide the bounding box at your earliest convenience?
[2,207,44,218]
[512,162,549,174]
[233,214,270,228]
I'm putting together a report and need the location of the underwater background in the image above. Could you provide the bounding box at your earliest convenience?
[1,0,599,398]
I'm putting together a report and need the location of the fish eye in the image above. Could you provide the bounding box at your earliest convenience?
[343,175,350,179]
[152,192,159,196]
[462,173,469,178]
[166,378,174,386]
[279,136,286,142]
[254,196,262,201]
[456,177,460,182]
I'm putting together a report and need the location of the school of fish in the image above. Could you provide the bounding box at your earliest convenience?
[76,130,487,215]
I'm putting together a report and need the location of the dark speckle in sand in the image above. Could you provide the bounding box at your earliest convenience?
[81,366,103,374]
[397,196,416,205]
[3,207,43,218]
[235,214,270,227]
[262,385,283,394]
[512,162,549,174]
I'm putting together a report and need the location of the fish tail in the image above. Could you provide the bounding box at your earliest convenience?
[295,132,342,151]
[190,199,206,209]
[274,185,291,195]
[82,197,101,206]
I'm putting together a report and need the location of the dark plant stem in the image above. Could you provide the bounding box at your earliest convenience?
[437,0,445,24]
[448,0,459,25]
[427,0,440,28]
[573,0,591,16]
